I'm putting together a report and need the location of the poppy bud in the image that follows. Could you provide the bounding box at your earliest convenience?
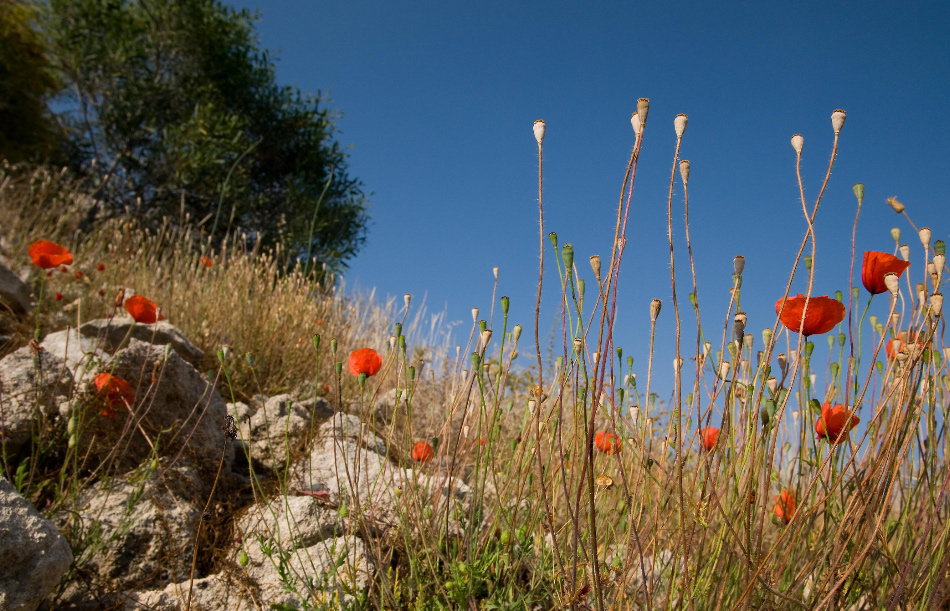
[533,120,545,144]
[919,227,932,249]
[831,109,847,134]
[501,295,509,315]
[650,298,662,322]
[891,228,901,244]
[590,255,601,281]
[852,183,864,205]
[404,293,411,309]
[790,134,804,154]
[734,255,745,277]
[636,98,650,129]
[679,160,690,185]
[931,293,944,317]
[900,244,910,261]
[674,114,688,138]
[887,197,905,213]
[631,112,641,139]
[562,243,574,271]
[55,292,63,301]
[884,272,900,296]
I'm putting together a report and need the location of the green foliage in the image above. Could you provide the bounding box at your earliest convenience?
[0,0,62,163]
[45,0,368,270]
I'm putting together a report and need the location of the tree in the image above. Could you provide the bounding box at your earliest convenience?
[44,0,368,270]
[0,0,62,163]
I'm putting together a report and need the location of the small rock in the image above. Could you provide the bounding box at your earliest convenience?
[78,317,205,366]
[0,345,73,457]
[0,261,32,316]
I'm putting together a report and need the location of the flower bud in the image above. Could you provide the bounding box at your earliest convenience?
[637,98,650,129]
[674,113,688,138]
[790,134,804,154]
[533,120,545,144]
[891,228,901,244]
[900,244,911,261]
[852,183,864,205]
[831,109,847,134]
[887,197,905,213]
[650,298,662,322]
[884,272,900,296]
[679,159,690,185]
[920,227,932,249]
[590,255,601,281]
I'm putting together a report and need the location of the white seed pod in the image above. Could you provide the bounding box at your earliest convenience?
[734,255,746,277]
[791,134,804,154]
[573,337,583,352]
[480,329,492,350]
[887,197,905,213]
[389,336,397,352]
[533,120,546,144]
[891,228,901,243]
[900,244,911,261]
[493,266,499,280]
[789,350,798,364]
[650,298,662,322]
[679,159,690,185]
[743,333,754,348]
[631,112,642,138]
[471,307,479,323]
[590,255,602,281]
[637,98,650,129]
[890,313,900,328]
[674,113,688,138]
[404,293,412,309]
[704,342,712,355]
[931,293,944,317]
[512,325,522,342]
[831,109,847,134]
[919,227,932,248]
[674,357,684,372]
[767,377,778,394]
[719,361,731,378]
[777,353,788,372]
[462,424,470,438]
[527,399,536,413]
[884,272,901,296]
[809,373,817,388]
[592,351,600,366]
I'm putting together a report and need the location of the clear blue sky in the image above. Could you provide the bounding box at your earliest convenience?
[229,0,950,404]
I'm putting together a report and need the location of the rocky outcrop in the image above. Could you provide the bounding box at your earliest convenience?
[77,317,205,367]
[0,261,32,317]
[232,394,333,470]
[0,476,73,611]
[0,345,73,457]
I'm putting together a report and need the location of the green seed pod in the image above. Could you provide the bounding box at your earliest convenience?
[627,356,634,369]
[246,352,255,366]
[616,347,622,360]
[501,296,510,315]
[689,292,697,308]
[805,342,814,356]
[835,290,843,302]
[399,335,407,352]
[562,243,574,271]
[827,334,835,349]
[394,322,403,338]
[330,339,338,354]
[852,287,860,303]
[479,320,487,332]
[67,415,77,436]
[68,434,77,449]
[852,183,864,205]
[935,240,946,256]
[409,366,415,381]
[335,361,343,376]
[830,362,839,378]
[500,530,510,545]
[617,388,625,403]
[549,232,558,249]
[238,550,249,567]
[838,333,846,347]
[876,361,884,375]
[803,256,812,270]
[762,328,773,346]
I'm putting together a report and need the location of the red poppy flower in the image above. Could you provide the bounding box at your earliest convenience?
[321,384,330,394]
[348,348,382,377]
[124,295,164,324]
[74,270,83,279]
[93,372,135,417]
[816,403,859,445]
[699,427,720,452]
[98,289,106,297]
[884,332,916,361]
[54,292,63,301]
[862,251,910,295]
[97,263,106,272]
[478,438,487,446]
[28,241,73,269]
[411,440,434,463]
[60,265,68,272]
[594,431,621,454]
[775,294,846,336]
[773,490,795,524]
[199,256,213,267]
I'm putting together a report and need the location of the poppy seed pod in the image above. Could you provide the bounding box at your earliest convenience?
[493,266,499,280]
[679,159,690,185]
[719,361,731,378]
[471,307,479,324]
[919,227,932,249]
[512,324,522,341]
[887,197,905,213]
[853,183,865,205]
[734,255,745,277]
[743,333,754,348]
[674,113,688,138]
[573,337,583,352]
[884,272,901,296]
[900,245,910,261]
[592,351,600,366]
[762,328,773,347]
[831,109,847,134]
[767,377,778,394]
[650,298,662,322]
[589,255,601,281]
[501,295,509,315]
[480,329,493,350]
[931,293,944,317]
[891,228,901,244]
[734,312,747,339]
[790,134,804,154]
[562,243,574,271]
[637,98,650,128]
[674,357,684,372]
[533,120,545,144]
[631,112,642,138]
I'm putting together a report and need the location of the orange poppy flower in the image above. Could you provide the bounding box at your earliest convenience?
[775,294,846,336]
[773,490,795,524]
[884,332,917,361]
[594,431,621,454]
[97,263,106,272]
[60,265,68,272]
[699,427,720,452]
[862,251,910,295]
[124,295,164,324]
[411,440,434,463]
[29,241,73,269]
[93,372,135,417]
[98,289,106,297]
[199,256,213,267]
[321,383,330,394]
[348,348,382,377]
[816,403,859,445]
[54,292,63,301]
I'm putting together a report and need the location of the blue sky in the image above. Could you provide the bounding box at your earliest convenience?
[228,0,950,407]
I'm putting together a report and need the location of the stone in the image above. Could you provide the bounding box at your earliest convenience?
[0,345,73,457]
[126,574,254,611]
[0,261,31,316]
[40,328,108,384]
[231,395,335,471]
[0,475,73,611]
[77,317,205,366]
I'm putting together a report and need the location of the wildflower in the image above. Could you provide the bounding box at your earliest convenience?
[348,348,382,377]
[98,289,106,297]
[28,241,73,269]
[97,263,106,272]
[594,431,621,455]
[699,427,720,452]
[411,440,434,463]
[93,372,135,418]
[775,294,846,336]
[321,384,330,394]
[60,265,68,272]
[773,490,795,524]
[816,403,860,445]
[199,256,213,267]
[862,252,911,295]
[74,270,83,279]
[54,292,63,301]
[124,295,164,324]
[885,333,913,360]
